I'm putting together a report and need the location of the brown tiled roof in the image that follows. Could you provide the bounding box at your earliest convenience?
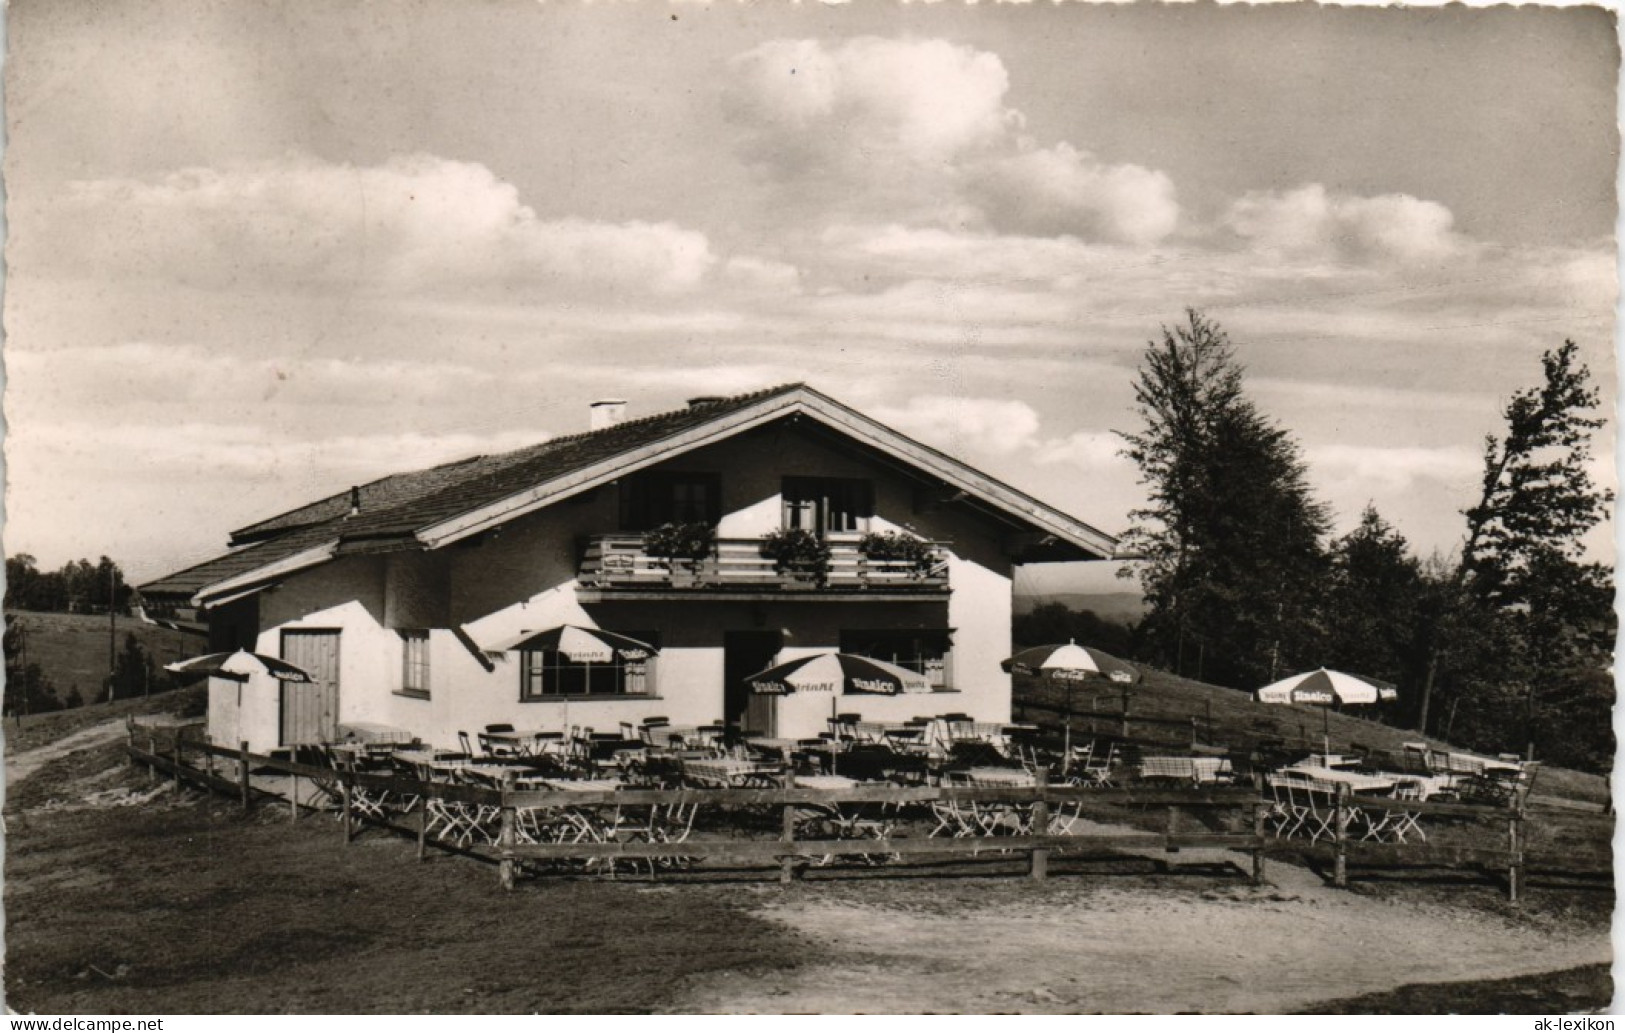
[143,381,1118,601]
[336,384,802,544]
[229,447,558,544]
[140,384,805,597]
[139,521,343,598]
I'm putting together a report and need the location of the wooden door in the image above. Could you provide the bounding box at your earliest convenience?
[724,630,782,735]
[280,629,340,745]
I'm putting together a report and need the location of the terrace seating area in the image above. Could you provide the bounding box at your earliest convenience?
[292,715,1542,869]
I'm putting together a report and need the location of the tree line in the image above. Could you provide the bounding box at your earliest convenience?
[1115,312,1613,774]
[5,554,131,614]
[3,555,169,716]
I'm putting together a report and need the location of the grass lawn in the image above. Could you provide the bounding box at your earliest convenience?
[4,678,1612,1013]
[5,610,198,707]
[6,773,819,1013]
[1014,669,1610,807]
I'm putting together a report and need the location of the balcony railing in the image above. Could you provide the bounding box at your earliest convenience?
[579,535,951,594]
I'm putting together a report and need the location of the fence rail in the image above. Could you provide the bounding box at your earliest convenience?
[122,720,1606,901]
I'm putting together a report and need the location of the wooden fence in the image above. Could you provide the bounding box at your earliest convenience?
[123,720,1600,901]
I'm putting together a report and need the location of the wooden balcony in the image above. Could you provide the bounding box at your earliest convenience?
[577,534,951,602]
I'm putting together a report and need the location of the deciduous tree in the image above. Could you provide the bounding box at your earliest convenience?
[1119,310,1331,689]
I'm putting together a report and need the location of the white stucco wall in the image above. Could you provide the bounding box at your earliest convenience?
[223,420,1048,749]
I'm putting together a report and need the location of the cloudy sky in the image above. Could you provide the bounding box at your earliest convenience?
[3,0,1617,591]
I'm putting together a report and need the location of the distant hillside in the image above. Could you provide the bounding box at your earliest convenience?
[5,610,200,699]
[1014,592,1146,624]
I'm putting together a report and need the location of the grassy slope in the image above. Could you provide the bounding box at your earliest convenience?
[1016,667,1610,806]
[6,610,199,701]
[3,687,1612,1013]
[3,685,207,756]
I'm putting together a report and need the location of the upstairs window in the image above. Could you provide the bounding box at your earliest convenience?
[399,629,430,699]
[520,630,660,699]
[840,629,952,689]
[783,477,874,534]
[620,472,721,531]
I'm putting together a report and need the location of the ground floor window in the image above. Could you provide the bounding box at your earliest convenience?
[520,630,660,699]
[399,629,430,699]
[840,629,952,689]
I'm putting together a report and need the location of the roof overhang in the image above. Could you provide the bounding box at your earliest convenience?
[413,388,1118,560]
[190,542,335,608]
[165,386,1119,599]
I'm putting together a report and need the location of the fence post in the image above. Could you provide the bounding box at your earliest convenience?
[340,777,352,844]
[1164,804,1179,855]
[498,784,517,891]
[290,772,299,823]
[125,719,135,770]
[418,787,429,862]
[1333,784,1348,888]
[147,732,157,786]
[172,735,183,793]
[238,740,251,814]
[780,801,798,884]
[1251,798,1267,885]
[1507,801,1524,904]
[1189,717,1199,750]
[1030,797,1050,880]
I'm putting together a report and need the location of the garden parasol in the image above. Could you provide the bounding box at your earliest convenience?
[165,649,313,683]
[486,626,660,734]
[1255,667,1397,752]
[746,653,929,772]
[1002,641,1141,763]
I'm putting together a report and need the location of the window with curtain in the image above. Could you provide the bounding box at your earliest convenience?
[619,472,721,531]
[399,629,430,698]
[782,476,874,534]
[839,629,952,689]
[519,631,660,699]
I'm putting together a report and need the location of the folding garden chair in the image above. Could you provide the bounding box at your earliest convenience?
[1297,779,1345,844]
[1357,785,1426,844]
[1265,777,1305,839]
[1076,742,1118,787]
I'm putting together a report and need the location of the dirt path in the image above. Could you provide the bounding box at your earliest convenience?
[678,819,1611,1013]
[5,718,128,788]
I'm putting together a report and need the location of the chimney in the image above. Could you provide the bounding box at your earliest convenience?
[590,399,628,431]
[347,485,361,517]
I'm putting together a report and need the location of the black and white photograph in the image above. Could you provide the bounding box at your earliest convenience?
[1,0,1617,1017]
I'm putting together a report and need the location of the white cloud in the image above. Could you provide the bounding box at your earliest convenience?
[970,142,1179,245]
[1306,443,1481,492]
[5,341,500,423]
[870,396,1043,456]
[724,37,1177,243]
[1224,184,1467,266]
[727,36,1015,173]
[1033,430,1134,474]
[25,154,719,296]
[721,255,803,292]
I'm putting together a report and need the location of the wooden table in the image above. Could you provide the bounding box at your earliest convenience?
[963,766,1039,787]
[1139,756,1234,785]
[684,758,780,787]
[338,722,414,745]
[482,730,567,757]
[794,774,858,790]
[1281,765,1396,794]
[536,778,624,792]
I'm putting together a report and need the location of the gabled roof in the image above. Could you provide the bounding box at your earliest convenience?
[141,384,1117,605]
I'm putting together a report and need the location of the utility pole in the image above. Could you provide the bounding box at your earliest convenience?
[107,564,117,703]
